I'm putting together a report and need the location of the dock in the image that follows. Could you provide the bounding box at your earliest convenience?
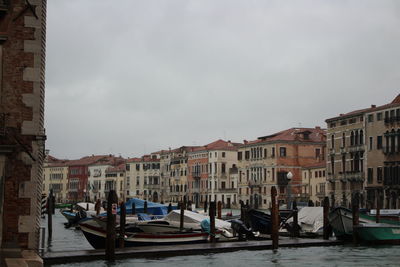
[43,238,344,265]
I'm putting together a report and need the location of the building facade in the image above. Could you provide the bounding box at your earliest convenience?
[42,155,69,203]
[238,127,326,209]
[125,154,161,202]
[326,94,400,209]
[301,163,327,206]
[0,0,47,249]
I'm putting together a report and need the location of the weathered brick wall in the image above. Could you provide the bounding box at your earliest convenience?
[0,0,46,250]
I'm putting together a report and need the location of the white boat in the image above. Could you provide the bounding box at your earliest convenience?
[281,207,324,236]
[134,210,234,238]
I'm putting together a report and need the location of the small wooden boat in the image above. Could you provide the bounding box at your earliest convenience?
[354,223,400,244]
[328,207,354,239]
[79,217,214,249]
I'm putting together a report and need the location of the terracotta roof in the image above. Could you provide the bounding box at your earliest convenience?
[126,156,160,163]
[189,140,241,153]
[326,94,400,122]
[67,155,113,166]
[243,127,326,146]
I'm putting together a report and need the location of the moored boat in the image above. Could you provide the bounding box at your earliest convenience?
[282,207,323,237]
[354,223,400,244]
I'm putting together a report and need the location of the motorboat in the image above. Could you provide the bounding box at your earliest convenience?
[354,223,400,244]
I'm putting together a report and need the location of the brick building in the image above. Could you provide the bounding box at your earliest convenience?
[238,127,326,209]
[0,0,47,250]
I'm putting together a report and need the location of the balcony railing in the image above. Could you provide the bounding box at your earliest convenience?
[384,116,400,124]
[348,144,365,152]
[382,146,400,155]
[248,180,262,188]
[217,188,237,193]
[192,172,201,179]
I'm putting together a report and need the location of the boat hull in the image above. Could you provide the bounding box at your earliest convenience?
[328,207,354,239]
[354,223,400,244]
[79,221,210,249]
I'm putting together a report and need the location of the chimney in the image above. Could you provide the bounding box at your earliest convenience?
[243,140,248,145]
[315,126,321,130]
[371,104,376,108]
[340,114,344,116]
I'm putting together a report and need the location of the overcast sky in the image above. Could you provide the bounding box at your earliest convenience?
[45,0,400,159]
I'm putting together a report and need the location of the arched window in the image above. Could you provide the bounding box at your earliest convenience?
[355,131,359,146]
[342,132,346,147]
[331,134,335,149]
[391,129,396,153]
[359,130,364,145]
[350,131,354,146]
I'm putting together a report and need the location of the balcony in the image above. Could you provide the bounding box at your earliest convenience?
[248,179,262,188]
[384,116,400,125]
[382,146,400,155]
[218,188,237,193]
[348,144,365,152]
[192,172,201,179]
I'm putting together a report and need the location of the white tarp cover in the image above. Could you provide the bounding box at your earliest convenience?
[164,210,232,230]
[286,207,323,233]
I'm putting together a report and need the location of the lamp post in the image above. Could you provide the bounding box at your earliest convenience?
[287,171,293,209]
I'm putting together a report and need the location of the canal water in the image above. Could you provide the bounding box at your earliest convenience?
[43,210,400,266]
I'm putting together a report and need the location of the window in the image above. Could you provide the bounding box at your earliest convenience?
[136,164,140,171]
[377,136,383,149]
[342,133,346,147]
[221,163,226,174]
[245,151,250,160]
[238,152,242,160]
[279,147,286,157]
[221,181,226,189]
[367,168,373,184]
[368,114,374,122]
[271,147,275,157]
[377,167,383,183]
[315,148,321,159]
[222,152,226,158]
[377,112,382,121]
[331,134,335,149]
[369,137,373,150]
[264,149,267,158]
[126,164,130,171]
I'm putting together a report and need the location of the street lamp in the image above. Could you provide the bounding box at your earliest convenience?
[287,171,293,209]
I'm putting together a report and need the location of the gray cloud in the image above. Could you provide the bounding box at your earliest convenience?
[45,0,400,159]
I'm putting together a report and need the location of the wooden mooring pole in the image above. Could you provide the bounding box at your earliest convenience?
[352,192,360,245]
[95,199,101,216]
[209,201,216,243]
[204,199,208,213]
[131,202,136,215]
[217,201,222,219]
[144,200,148,214]
[168,202,172,213]
[180,201,185,231]
[323,196,330,240]
[119,201,126,249]
[271,186,278,250]
[376,193,381,223]
[105,190,118,261]
[47,189,53,241]
[291,200,299,238]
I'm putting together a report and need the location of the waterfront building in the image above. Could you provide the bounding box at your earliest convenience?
[125,154,161,202]
[87,156,125,201]
[326,94,400,209]
[187,140,240,207]
[301,162,327,206]
[67,155,114,202]
[104,162,126,201]
[238,127,326,209]
[162,147,196,203]
[364,95,400,209]
[326,106,367,207]
[0,0,47,250]
[42,155,69,203]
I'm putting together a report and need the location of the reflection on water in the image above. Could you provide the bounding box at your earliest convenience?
[44,211,400,267]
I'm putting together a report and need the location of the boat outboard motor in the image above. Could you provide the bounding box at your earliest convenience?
[230,219,254,240]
